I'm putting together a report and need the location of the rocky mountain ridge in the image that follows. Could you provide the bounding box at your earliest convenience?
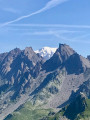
[0,44,90,120]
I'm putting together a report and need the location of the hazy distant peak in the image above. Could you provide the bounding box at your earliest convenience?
[35,47,57,60]
[24,47,33,52]
[9,48,21,54]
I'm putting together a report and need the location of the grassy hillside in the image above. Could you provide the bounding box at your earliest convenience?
[75,99,90,120]
[45,99,90,120]
[4,102,52,120]
[4,96,90,120]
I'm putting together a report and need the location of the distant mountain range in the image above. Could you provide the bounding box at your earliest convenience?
[0,44,90,120]
[35,47,57,60]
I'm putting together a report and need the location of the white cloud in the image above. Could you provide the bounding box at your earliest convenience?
[0,0,68,27]
[41,0,68,10]
[2,8,20,14]
[7,24,90,29]
[2,8,19,13]
[53,32,90,44]
[24,30,81,35]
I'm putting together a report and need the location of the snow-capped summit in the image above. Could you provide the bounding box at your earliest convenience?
[35,47,57,60]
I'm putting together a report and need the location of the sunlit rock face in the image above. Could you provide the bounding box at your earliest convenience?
[35,47,57,60]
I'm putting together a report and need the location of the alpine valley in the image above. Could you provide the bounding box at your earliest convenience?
[0,44,90,120]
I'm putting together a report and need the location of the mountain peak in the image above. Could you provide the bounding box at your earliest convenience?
[58,43,75,57]
[8,48,21,56]
[21,47,43,65]
[24,47,33,54]
[42,44,75,72]
[23,47,36,59]
[43,44,90,73]
[35,47,57,60]
[59,43,66,47]
[13,48,21,52]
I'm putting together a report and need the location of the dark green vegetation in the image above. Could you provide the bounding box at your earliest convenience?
[7,94,89,120]
[4,102,52,120]
[62,96,90,120]
[75,99,90,120]
[44,95,90,120]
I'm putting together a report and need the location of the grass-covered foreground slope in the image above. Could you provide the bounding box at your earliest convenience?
[75,99,90,120]
[62,99,90,120]
[45,95,90,120]
[4,94,90,120]
[4,102,52,120]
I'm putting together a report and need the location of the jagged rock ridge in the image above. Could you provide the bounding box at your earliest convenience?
[0,44,90,120]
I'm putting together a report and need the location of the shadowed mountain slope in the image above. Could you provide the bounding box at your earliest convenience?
[43,44,90,74]
[0,44,90,120]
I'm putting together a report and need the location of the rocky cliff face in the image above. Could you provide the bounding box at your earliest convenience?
[0,47,44,99]
[0,44,90,120]
[0,48,21,76]
[42,44,90,74]
[42,44,75,72]
[30,44,90,108]
[87,55,90,61]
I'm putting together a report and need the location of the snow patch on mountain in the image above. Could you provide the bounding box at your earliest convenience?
[35,47,57,60]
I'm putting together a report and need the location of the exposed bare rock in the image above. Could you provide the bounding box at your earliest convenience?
[0,48,21,75]
[42,44,75,72]
[64,53,90,74]
[42,44,90,74]
[0,52,8,64]
[87,55,90,61]
[0,44,90,119]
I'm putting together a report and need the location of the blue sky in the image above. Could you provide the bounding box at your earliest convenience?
[0,0,90,57]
